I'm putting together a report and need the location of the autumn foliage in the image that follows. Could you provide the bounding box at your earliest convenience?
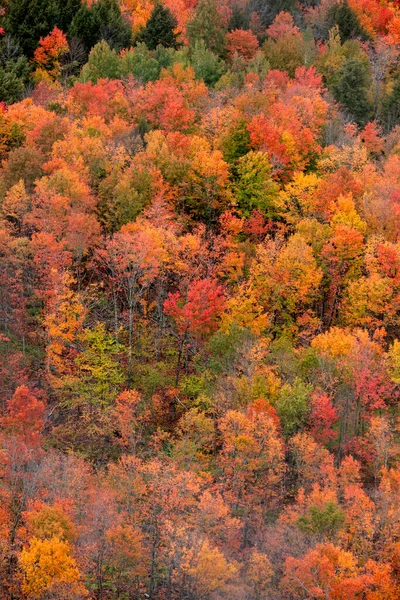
[1,1,400,599]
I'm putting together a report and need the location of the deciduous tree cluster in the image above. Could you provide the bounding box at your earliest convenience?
[1,1,400,599]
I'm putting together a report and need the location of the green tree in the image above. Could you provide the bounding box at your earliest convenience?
[332,56,374,126]
[59,0,82,32]
[121,43,161,83]
[263,34,305,77]
[246,50,270,80]
[327,0,369,42]
[68,1,98,52]
[297,502,346,538]
[74,323,125,408]
[234,151,279,218]
[53,323,125,462]
[69,0,131,54]
[228,3,250,31]
[80,40,121,82]
[4,0,61,57]
[220,119,251,168]
[136,3,179,50]
[380,76,400,132]
[275,378,312,439]
[0,37,30,103]
[190,39,226,86]
[187,0,227,57]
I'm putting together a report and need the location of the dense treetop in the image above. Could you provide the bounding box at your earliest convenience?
[1,0,400,599]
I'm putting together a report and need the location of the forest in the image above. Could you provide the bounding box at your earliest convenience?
[1,0,400,598]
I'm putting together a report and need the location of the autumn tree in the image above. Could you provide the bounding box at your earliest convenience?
[19,536,87,599]
[164,277,225,384]
[32,27,69,82]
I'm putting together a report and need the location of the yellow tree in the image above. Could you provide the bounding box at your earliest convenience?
[19,537,87,599]
[43,270,86,389]
[181,538,238,598]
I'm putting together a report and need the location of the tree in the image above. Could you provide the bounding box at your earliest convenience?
[120,43,161,83]
[74,323,125,408]
[187,0,227,57]
[226,29,259,61]
[136,3,179,50]
[234,151,280,218]
[99,220,167,368]
[327,0,369,42]
[181,539,237,597]
[164,278,226,384]
[251,0,297,28]
[275,378,312,439]
[1,179,30,233]
[309,392,339,445]
[19,537,87,599]
[43,270,86,388]
[219,403,285,531]
[248,233,323,335]
[4,0,61,57]
[266,11,301,39]
[24,502,77,543]
[33,26,69,82]
[2,385,45,447]
[105,524,147,597]
[245,551,274,599]
[0,386,47,596]
[0,37,30,104]
[190,39,226,87]
[332,56,374,126]
[69,0,132,54]
[80,40,121,82]
[381,75,400,132]
[281,543,400,600]
[297,502,345,538]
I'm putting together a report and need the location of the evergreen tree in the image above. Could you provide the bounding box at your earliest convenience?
[332,57,374,126]
[327,0,369,42]
[94,0,132,50]
[4,0,61,57]
[136,3,179,50]
[228,3,250,31]
[69,0,131,55]
[68,2,98,53]
[0,37,30,104]
[59,0,82,33]
[3,0,83,58]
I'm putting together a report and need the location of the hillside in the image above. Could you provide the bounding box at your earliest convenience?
[1,1,400,598]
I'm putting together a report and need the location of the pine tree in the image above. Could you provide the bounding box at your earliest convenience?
[69,0,131,54]
[3,0,82,58]
[136,3,179,51]
[4,0,61,57]
[328,0,370,42]
[332,57,374,126]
